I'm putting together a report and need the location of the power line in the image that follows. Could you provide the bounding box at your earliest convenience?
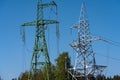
[96,52,120,62]
[101,37,120,48]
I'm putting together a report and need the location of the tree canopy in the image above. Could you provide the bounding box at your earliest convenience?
[17,52,120,80]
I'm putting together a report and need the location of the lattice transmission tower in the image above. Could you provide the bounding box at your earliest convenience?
[21,0,59,80]
[68,1,106,80]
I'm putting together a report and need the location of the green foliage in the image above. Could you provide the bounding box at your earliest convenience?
[96,75,106,80]
[18,71,29,80]
[17,52,120,80]
[12,78,17,80]
[18,64,56,80]
[54,52,71,80]
[113,75,120,80]
[40,64,55,80]
[18,70,46,80]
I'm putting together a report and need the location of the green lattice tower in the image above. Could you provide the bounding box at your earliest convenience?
[21,0,59,80]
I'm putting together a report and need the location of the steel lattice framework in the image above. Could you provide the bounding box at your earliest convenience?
[21,0,59,80]
[68,1,106,80]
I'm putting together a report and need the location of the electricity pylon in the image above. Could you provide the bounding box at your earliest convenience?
[68,1,106,80]
[21,0,59,80]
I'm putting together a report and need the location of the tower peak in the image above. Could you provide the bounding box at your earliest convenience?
[79,0,87,21]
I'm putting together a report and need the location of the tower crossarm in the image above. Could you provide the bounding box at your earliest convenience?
[69,36,101,48]
[39,1,57,8]
[21,20,59,26]
[94,65,107,70]
[87,36,101,42]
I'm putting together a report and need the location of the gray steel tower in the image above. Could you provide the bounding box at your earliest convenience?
[68,1,106,80]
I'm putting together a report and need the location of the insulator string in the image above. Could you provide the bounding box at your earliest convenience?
[20,26,26,45]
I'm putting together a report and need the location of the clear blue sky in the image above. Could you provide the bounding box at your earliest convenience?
[0,0,120,79]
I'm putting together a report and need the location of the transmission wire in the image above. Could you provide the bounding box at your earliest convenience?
[96,52,120,62]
